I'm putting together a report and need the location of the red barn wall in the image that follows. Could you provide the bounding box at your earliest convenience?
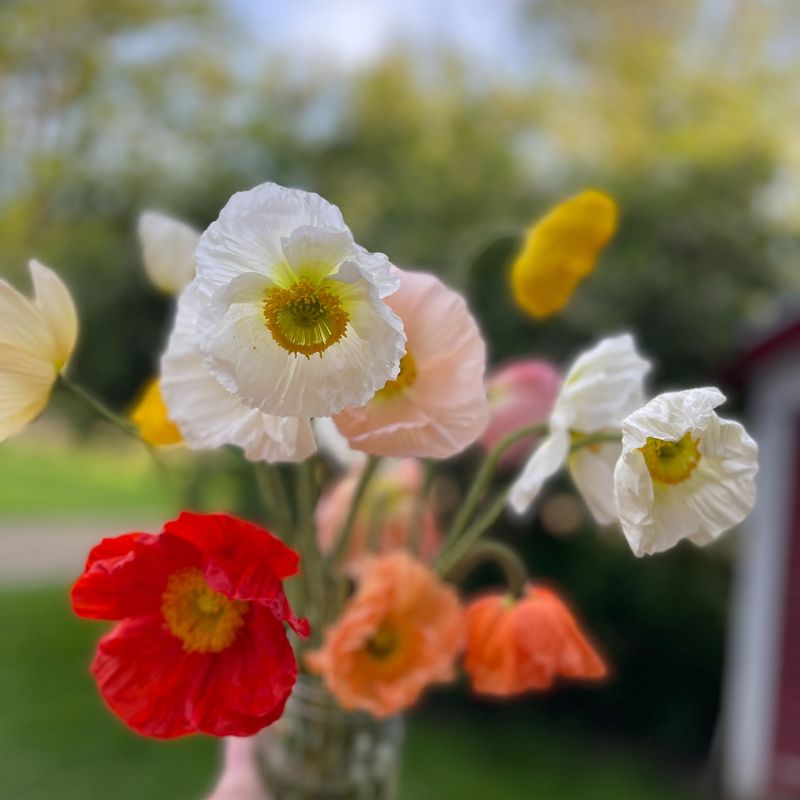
[772,416,800,795]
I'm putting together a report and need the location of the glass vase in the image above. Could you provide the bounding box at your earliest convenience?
[259,675,405,800]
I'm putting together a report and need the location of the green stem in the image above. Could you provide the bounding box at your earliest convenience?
[295,459,322,642]
[58,375,139,440]
[255,463,293,539]
[409,459,435,556]
[441,539,528,597]
[329,454,380,566]
[440,422,547,559]
[570,431,622,452]
[437,487,510,575]
[365,493,390,554]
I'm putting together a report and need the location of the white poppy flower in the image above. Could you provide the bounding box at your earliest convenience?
[137,211,200,295]
[509,334,651,521]
[193,182,405,418]
[161,283,316,463]
[313,416,366,470]
[614,387,758,557]
[0,260,77,441]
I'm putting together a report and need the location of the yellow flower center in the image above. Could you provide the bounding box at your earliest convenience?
[161,567,249,654]
[365,620,401,661]
[375,351,418,400]
[639,432,702,485]
[263,277,349,358]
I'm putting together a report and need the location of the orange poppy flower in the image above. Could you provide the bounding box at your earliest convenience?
[465,585,607,697]
[306,552,465,718]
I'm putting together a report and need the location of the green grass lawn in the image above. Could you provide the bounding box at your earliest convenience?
[0,439,177,517]
[0,585,699,800]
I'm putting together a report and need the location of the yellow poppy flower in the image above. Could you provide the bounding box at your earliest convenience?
[510,190,618,319]
[0,260,78,441]
[130,378,182,446]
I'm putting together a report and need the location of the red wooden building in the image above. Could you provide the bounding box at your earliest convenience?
[723,313,800,798]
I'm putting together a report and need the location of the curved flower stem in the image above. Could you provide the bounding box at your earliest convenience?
[441,538,528,597]
[439,423,547,562]
[570,431,622,452]
[409,459,435,556]
[58,375,140,441]
[364,494,390,556]
[437,487,510,576]
[296,459,323,637]
[255,463,293,540]
[329,454,380,567]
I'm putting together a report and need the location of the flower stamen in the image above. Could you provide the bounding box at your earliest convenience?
[375,351,417,399]
[365,621,401,661]
[162,567,248,654]
[640,432,701,485]
[263,277,349,358]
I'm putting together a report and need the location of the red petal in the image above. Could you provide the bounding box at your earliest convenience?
[92,614,202,738]
[162,512,309,636]
[187,605,299,736]
[92,608,299,739]
[71,533,196,620]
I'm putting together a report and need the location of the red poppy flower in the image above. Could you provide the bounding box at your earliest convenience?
[71,512,309,739]
[464,585,606,697]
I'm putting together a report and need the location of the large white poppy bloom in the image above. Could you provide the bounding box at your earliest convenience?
[193,182,405,418]
[161,283,316,463]
[0,260,77,441]
[509,334,650,521]
[137,211,200,295]
[614,387,758,557]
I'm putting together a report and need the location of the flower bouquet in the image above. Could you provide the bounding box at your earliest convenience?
[1,183,758,799]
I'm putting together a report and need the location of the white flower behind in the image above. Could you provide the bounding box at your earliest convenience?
[193,182,405,418]
[509,334,651,522]
[0,260,78,441]
[137,211,200,295]
[161,284,316,464]
[614,387,758,557]
[313,416,367,470]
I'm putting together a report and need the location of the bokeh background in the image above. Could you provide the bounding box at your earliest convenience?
[2,1,799,798]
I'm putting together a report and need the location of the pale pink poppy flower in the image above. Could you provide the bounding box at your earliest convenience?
[333,269,489,459]
[205,737,270,800]
[316,458,442,566]
[481,359,561,469]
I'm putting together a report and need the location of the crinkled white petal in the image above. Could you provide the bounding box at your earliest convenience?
[0,343,56,441]
[197,260,405,418]
[620,387,726,449]
[28,260,78,370]
[614,389,758,557]
[568,440,621,525]
[161,283,316,463]
[137,211,200,294]
[194,182,349,298]
[509,429,570,514]
[280,226,355,284]
[553,333,651,432]
[195,182,398,298]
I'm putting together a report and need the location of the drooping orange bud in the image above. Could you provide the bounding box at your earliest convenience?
[465,585,607,697]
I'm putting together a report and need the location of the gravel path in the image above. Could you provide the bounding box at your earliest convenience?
[0,515,163,585]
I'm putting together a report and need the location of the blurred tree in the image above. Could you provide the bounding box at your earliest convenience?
[0,2,798,760]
